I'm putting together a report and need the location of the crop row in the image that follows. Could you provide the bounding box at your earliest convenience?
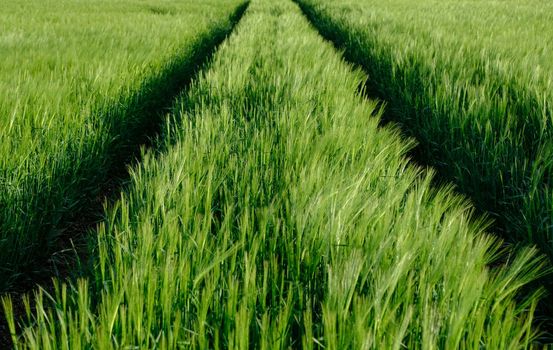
[295,0,553,264]
[0,0,247,292]
[4,1,546,348]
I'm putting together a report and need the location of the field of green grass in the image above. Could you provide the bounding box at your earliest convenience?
[0,0,246,292]
[3,0,549,348]
[296,0,553,265]
[2,0,553,348]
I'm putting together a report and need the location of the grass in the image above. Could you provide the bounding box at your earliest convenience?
[294,0,553,265]
[0,0,247,292]
[3,0,548,348]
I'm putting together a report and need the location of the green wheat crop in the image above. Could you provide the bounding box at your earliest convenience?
[3,0,547,348]
[0,0,246,292]
[295,0,553,263]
